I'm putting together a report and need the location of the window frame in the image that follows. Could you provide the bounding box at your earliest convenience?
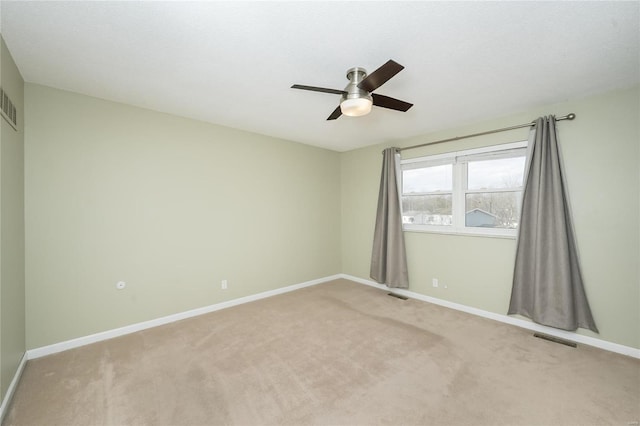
[400,141,528,238]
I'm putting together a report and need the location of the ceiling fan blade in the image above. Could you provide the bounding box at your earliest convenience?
[372,94,413,112]
[327,105,342,120]
[291,84,347,95]
[358,60,405,93]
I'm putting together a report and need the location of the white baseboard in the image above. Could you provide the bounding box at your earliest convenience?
[0,352,28,424]
[27,274,342,360]
[340,273,640,359]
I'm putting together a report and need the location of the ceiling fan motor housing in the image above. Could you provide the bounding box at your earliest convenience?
[339,67,373,117]
[343,67,372,102]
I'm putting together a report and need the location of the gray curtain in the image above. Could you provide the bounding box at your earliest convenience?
[508,116,598,332]
[370,147,409,288]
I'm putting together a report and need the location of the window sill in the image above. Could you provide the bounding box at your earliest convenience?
[402,226,517,240]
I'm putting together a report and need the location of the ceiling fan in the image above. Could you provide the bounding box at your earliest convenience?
[291,59,413,120]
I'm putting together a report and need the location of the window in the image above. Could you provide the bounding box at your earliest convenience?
[400,142,527,237]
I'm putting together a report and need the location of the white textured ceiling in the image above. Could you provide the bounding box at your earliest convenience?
[1,1,638,152]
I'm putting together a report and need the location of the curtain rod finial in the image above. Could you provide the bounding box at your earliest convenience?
[567,113,576,120]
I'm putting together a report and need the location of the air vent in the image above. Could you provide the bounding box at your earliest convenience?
[387,292,408,300]
[0,87,18,130]
[533,333,577,348]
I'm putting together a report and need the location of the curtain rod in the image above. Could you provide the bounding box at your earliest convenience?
[397,113,576,153]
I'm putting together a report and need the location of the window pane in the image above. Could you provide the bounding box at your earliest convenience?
[402,164,452,193]
[465,192,520,228]
[402,195,452,226]
[467,157,525,190]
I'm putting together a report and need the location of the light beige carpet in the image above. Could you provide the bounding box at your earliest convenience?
[4,279,640,425]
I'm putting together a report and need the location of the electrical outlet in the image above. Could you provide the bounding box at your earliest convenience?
[221,279,228,290]
[432,278,438,288]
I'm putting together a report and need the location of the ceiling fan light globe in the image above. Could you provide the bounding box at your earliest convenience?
[340,97,373,117]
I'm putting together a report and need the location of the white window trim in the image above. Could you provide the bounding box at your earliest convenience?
[400,141,527,239]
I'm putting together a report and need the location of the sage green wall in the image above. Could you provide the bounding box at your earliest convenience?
[341,86,640,349]
[25,84,341,349]
[0,37,26,400]
[21,82,640,351]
